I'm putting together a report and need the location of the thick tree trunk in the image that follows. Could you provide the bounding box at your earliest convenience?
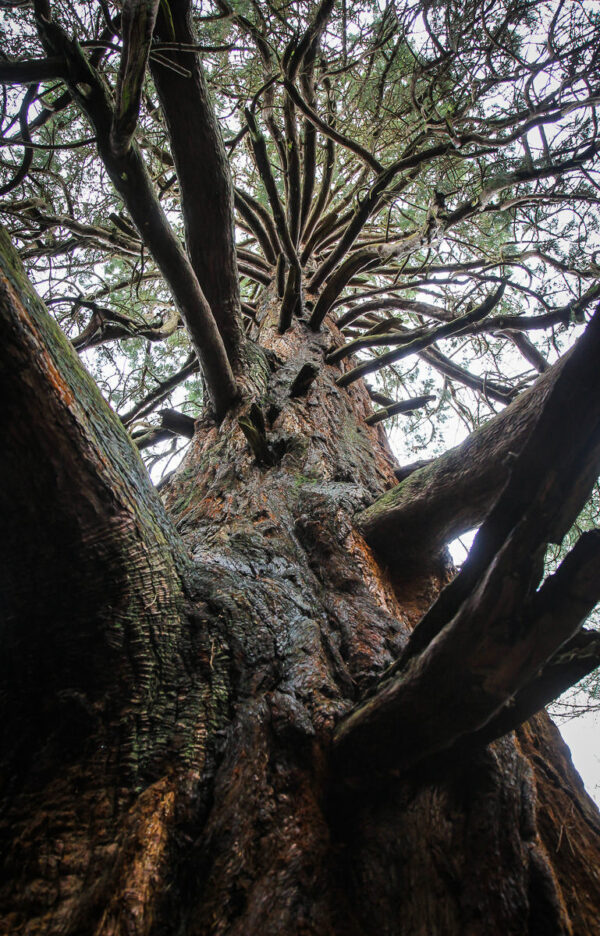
[1,246,600,934]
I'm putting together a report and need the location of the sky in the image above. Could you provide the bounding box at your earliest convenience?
[556,707,600,805]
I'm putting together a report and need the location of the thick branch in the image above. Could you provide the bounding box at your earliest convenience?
[465,629,600,747]
[133,408,196,450]
[0,57,68,84]
[244,107,298,270]
[151,0,243,364]
[234,188,280,264]
[301,133,335,248]
[111,0,160,158]
[355,344,569,561]
[34,10,238,417]
[336,311,600,781]
[334,533,600,782]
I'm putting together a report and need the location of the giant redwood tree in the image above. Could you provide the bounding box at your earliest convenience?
[3,0,600,932]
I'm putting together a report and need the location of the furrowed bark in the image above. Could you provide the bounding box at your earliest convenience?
[0,227,227,927]
[2,256,600,933]
[0,221,190,726]
[0,224,256,934]
[151,0,244,365]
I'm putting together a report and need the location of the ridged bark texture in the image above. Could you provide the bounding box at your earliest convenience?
[1,257,600,935]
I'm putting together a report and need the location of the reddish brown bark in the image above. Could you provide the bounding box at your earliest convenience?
[1,245,600,935]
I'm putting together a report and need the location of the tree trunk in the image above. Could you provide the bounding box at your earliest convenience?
[1,246,600,935]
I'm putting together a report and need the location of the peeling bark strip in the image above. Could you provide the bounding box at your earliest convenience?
[335,309,600,783]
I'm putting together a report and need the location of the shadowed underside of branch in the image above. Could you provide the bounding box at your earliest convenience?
[355,343,574,561]
[334,308,600,783]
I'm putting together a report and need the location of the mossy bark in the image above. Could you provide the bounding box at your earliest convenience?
[1,245,600,935]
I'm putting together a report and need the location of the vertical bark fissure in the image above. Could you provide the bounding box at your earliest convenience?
[2,257,600,934]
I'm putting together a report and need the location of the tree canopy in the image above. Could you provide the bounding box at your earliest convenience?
[2,0,600,476]
[4,4,600,931]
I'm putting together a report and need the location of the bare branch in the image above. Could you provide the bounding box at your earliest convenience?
[365,394,435,425]
[33,7,238,418]
[0,57,68,84]
[151,0,243,364]
[335,284,506,383]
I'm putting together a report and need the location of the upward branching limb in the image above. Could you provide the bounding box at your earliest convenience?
[335,307,600,783]
[31,0,238,418]
[150,0,244,365]
[111,0,160,159]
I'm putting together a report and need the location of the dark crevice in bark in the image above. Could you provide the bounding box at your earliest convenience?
[2,247,600,934]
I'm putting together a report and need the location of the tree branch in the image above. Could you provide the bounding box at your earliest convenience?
[335,284,506,382]
[365,394,435,425]
[120,354,199,425]
[283,78,383,174]
[234,187,281,263]
[111,0,160,158]
[33,6,238,418]
[0,57,68,84]
[151,0,243,365]
[355,343,570,562]
[335,309,600,781]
